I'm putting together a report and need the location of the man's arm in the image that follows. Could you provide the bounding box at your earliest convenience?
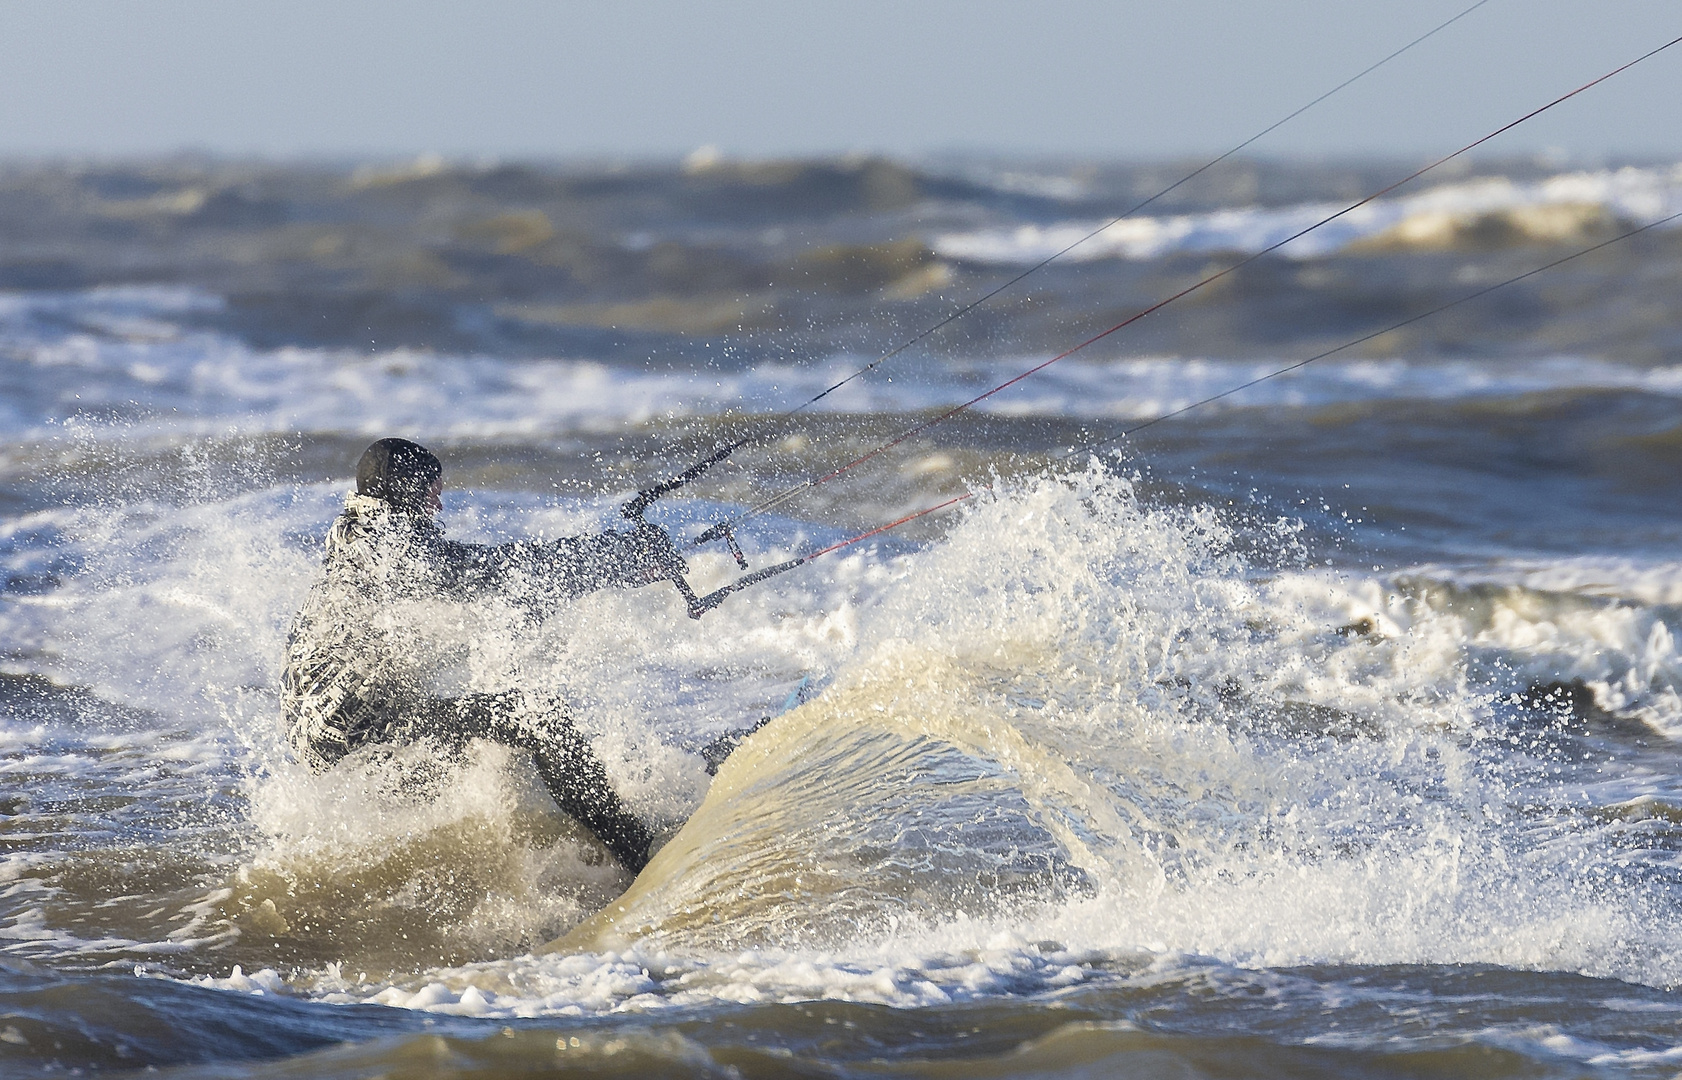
[543,525,687,599]
[426,524,686,604]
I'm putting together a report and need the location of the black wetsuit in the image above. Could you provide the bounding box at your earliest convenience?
[281,493,667,870]
[415,693,654,870]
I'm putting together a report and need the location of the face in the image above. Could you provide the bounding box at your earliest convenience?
[424,476,443,517]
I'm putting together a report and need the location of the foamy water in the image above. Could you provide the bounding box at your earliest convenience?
[8,287,1682,450]
[934,164,1682,264]
[8,463,1682,1017]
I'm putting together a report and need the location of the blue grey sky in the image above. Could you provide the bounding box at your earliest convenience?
[0,1,1677,161]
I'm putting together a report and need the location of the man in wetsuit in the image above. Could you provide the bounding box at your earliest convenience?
[280,438,687,872]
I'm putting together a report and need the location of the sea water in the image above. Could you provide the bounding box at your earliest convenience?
[4,156,1682,1077]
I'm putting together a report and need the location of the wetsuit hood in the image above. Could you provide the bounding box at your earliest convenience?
[356,438,441,515]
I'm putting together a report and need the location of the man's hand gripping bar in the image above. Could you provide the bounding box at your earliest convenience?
[621,439,802,619]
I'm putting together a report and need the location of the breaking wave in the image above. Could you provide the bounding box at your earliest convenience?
[12,463,1671,1013]
[934,164,1682,264]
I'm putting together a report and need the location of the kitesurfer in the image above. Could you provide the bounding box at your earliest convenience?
[280,437,688,872]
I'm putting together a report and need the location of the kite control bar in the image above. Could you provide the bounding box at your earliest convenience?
[621,438,803,619]
[662,556,806,620]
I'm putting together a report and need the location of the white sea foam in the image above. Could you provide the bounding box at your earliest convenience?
[9,457,1682,1010]
[1392,559,1682,738]
[934,164,1682,264]
[7,287,1682,449]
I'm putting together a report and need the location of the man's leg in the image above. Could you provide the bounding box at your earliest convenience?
[427,693,653,873]
[699,716,773,775]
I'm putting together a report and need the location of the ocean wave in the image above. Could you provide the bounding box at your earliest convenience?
[10,287,1682,445]
[1378,558,1682,738]
[932,164,1682,264]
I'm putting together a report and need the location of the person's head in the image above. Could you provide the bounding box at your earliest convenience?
[356,438,443,517]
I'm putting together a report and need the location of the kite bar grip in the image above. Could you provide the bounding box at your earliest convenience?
[672,559,805,619]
